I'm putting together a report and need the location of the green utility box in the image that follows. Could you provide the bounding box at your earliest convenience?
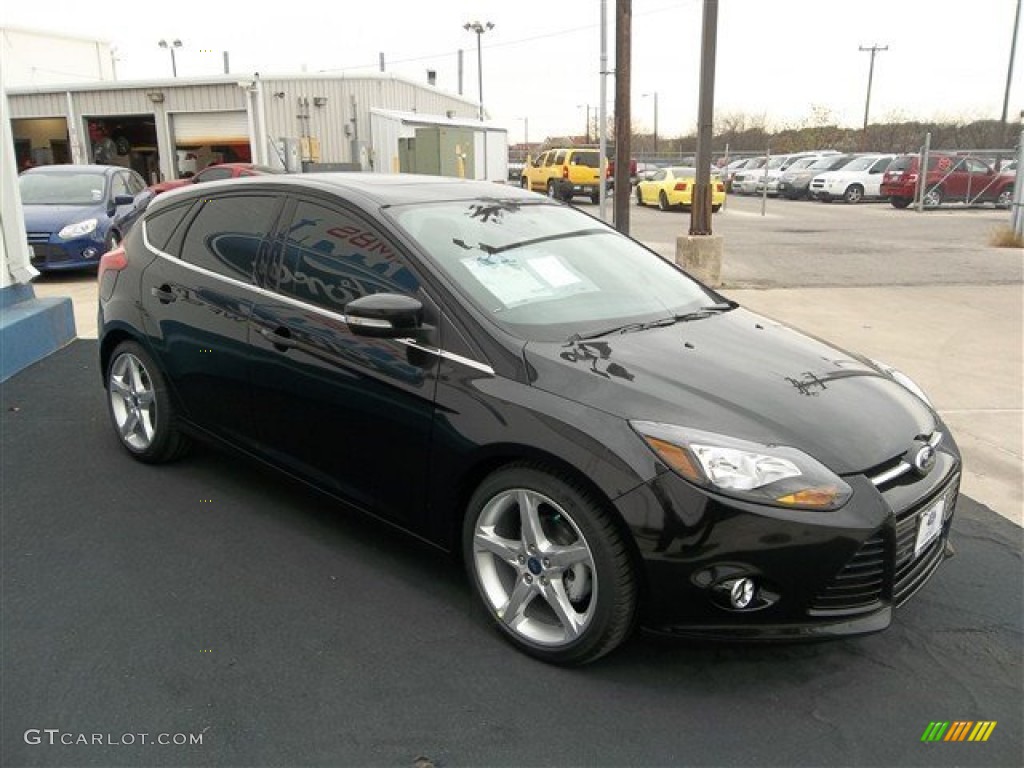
[398,126,475,178]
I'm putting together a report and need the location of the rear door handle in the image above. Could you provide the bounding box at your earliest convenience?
[259,326,300,351]
[150,285,176,304]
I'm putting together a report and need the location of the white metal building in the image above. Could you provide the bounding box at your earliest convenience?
[7,71,508,183]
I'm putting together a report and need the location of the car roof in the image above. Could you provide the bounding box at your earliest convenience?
[21,164,119,176]
[150,172,543,209]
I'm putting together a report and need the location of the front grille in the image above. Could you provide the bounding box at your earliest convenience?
[893,477,958,605]
[26,232,51,245]
[810,473,959,616]
[810,533,886,614]
[28,244,69,264]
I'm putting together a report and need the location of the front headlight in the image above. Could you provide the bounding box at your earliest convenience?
[871,360,933,406]
[58,219,98,239]
[631,421,852,510]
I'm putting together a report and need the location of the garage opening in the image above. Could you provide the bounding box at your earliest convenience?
[12,118,71,170]
[172,111,251,177]
[86,115,160,183]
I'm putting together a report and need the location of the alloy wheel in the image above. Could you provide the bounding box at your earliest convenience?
[108,352,157,451]
[471,488,598,647]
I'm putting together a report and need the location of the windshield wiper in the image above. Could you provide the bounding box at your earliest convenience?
[566,303,735,342]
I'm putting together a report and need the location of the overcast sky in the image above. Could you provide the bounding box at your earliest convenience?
[3,0,1021,144]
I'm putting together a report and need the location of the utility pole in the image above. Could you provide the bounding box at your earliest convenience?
[690,0,718,237]
[859,44,887,146]
[1000,0,1021,148]
[598,0,609,221]
[614,0,632,234]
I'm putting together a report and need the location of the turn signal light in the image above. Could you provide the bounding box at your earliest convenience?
[775,487,841,508]
[674,182,689,191]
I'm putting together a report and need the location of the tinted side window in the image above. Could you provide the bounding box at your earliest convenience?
[197,167,233,182]
[179,195,280,284]
[572,152,599,168]
[126,172,146,194]
[275,200,420,314]
[144,203,194,251]
[111,173,132,198]
[553,150,567,164]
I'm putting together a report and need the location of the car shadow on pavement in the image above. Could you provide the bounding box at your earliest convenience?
[3,340,1020,768]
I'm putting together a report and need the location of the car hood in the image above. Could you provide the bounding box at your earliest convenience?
[524,308,937,475]
[21,204,105,233]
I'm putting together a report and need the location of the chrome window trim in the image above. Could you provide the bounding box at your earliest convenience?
[141,219,494,376]
[397,338,495,376]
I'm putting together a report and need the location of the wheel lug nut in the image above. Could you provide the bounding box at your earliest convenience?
[524,575,533,584]
[518,555,526,564]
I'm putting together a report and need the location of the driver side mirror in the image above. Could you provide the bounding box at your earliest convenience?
[344,293,423,338]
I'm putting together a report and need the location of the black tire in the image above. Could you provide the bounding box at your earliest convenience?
[520,177,529,190]
[590,192,600,205]
[105,340,191,463]
[923,186,944,208]
[843,184,865,204]
[636,187,644,206]
[658,191,671,211]
[995,187,1013,209]
[712,204,721,213]
[890,196,912,209]
[463,463,638,665]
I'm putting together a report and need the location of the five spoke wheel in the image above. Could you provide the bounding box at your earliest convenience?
[464,464,637,664]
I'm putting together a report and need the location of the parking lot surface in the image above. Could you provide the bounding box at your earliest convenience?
[6,192,1022,767]
[2,341,1021,768]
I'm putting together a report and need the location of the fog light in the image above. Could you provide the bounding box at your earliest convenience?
[83,247,99,259]
[730,578,756,609]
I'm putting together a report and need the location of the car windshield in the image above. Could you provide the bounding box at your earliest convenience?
[389,200,718,342]
[19,172,108,205]
[842,156,881,172]
[765,157,787,170]
[788,157,818,171]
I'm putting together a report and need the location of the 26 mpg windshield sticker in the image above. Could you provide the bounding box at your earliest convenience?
[462,252,596,309]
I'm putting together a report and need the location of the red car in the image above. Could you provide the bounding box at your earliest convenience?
[880,154,1014,209]
[149,163,283,195]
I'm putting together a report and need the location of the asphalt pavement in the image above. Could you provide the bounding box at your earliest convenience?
[2,339,1021,768]
[6,192,1022,767]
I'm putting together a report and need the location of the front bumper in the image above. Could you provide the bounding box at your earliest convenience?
[615,444,960,638]
[27,232,106,271]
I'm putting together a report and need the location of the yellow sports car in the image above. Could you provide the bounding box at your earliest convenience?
[635,167,726,211]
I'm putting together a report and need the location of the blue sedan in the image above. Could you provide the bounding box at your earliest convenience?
[19,164,152,272]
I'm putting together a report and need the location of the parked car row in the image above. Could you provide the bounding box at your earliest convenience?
[725,151,1015,209]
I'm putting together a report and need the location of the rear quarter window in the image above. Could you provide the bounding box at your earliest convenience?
[571,152,600,168]
[144,203,194,251]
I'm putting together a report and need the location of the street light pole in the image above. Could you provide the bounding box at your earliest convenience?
[464,21,494,179]
[158,39,183,78]
[643,92,658,154]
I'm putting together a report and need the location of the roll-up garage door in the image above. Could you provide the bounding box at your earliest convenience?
[172,111,249,145]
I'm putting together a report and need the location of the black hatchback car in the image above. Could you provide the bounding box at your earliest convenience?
[98,173,960,664]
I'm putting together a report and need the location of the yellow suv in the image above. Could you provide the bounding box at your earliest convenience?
[521,148,603,203]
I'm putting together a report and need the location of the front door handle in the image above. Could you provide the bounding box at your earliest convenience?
[259,326,300,351]
[150,285,176,304]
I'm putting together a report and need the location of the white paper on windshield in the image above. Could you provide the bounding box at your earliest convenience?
[463,257,553,306]
[462,252,593,308]
[528,255,582,288]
